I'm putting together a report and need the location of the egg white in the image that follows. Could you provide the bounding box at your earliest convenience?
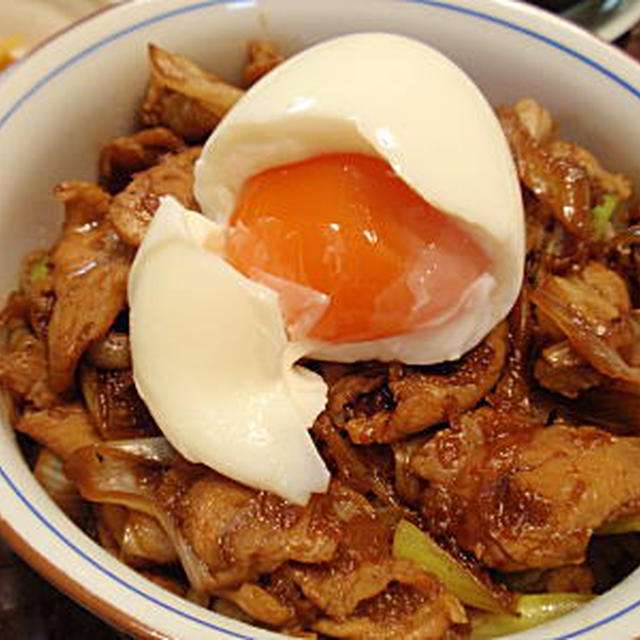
[129,197,330,505]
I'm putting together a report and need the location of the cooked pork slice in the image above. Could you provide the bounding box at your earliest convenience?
[532,262,640,386]
[534,354,603,399]
[0,294,55,408]
[412,407,640,571]
[99,126,185,191]
[108,146,201,246]
[313,578,466,640]
[327,322,508,444]
[95,502,177,566]
[141,45,243,142]
[95,503,128,556]
[288,484,401,619]
[292,559,399,620]
[292,557,455,626]
[214,583,296,627]
[119,510,179,566]
[48,183,132,393]
[512,99,554,144]
[79,365,157,440]
[16,404,100,461]
[19,250,55,340]
[244,40,284,86]
[549,140,632,200]
[498,104,593,239]
[166,473,342,589]
[392,437,427,505]
[510,99,631,200]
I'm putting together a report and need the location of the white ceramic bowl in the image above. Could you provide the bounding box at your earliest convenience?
[2,1,640,638]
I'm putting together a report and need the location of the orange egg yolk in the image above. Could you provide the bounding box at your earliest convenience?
[226,153,491,343]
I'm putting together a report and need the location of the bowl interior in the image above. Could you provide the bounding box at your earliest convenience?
[2,0,640,638]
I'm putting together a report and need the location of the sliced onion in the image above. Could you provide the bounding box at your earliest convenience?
[34,448,87,524]
[214,583,294,626]
[532,276,640,385]
[96,503,128,553]
[121,511,179,565]
[393,520,511,613]
[64,440,213,594]
[96,437,179,464]
[470,593,592,638]
[87,332,131,370]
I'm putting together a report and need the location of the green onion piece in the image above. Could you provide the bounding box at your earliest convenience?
[392,519,508,613]
[596,515,640,535]
[591,193,619,239]
[29,256,50,283]
[470,593,593,638]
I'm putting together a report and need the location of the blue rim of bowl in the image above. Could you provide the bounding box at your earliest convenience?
[1,0,640,638]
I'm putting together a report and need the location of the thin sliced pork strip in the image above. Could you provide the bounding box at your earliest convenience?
[99,126,185,192]
[0,294,56,408]
[313,578,466,640]
[48,182,131,393]
[140,45,243,142]
[164,472,342,590]
[16,404,101,462]
[412,407,640,571]
[108,146,201,246]
[327,321,508,444]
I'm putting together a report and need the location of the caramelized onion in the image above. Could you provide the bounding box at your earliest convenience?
[87,332,131,370]
[121,511,179,565]
[33,448,87,524]
[498,106,592,239]
[64,439,214,594]
[532,270,640,384]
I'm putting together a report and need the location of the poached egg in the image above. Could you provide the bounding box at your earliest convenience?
[128,33,525,504]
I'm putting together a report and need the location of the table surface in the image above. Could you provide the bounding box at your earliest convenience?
[1,13,640,640]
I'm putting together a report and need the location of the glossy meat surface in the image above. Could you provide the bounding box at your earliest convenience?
[412,408,640,570]
[140,45,243,142]
[327,321,508,443]
[108,146,201,247]
[48,183,131,393]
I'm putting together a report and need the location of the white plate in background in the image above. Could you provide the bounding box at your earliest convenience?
[4,0,640,49]
[563,0,640,40]
[0,0,112,51]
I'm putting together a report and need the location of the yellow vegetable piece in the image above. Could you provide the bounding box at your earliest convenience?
[392,519,508,613]
[471,593,593,638]
[597,514,640,535]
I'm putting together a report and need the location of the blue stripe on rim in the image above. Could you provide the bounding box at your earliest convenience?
[1,1,639,638]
